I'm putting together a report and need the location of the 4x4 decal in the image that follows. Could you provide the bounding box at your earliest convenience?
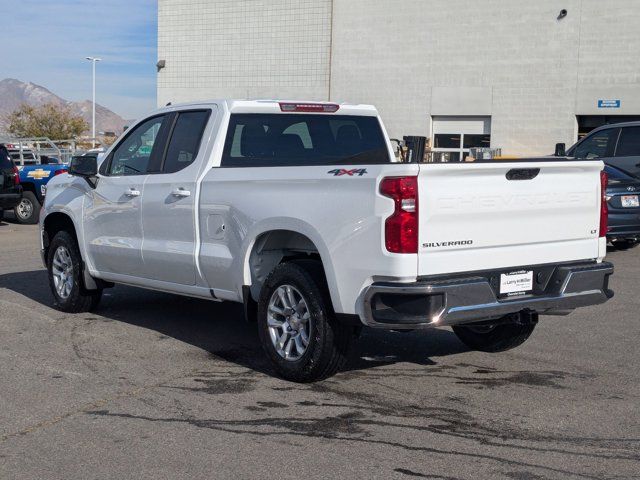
[327,168,368,177]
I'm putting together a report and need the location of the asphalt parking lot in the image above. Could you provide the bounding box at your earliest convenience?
[0,219,638,480]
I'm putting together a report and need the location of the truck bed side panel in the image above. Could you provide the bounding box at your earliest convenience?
[198,163,419,313]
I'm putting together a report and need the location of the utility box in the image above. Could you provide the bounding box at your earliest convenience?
[403,136,427,163]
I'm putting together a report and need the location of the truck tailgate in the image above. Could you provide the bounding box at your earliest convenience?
[417,161,603,276]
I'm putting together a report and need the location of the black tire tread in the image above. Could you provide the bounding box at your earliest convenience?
[611,239,639,251]
[293,260,352,380]
[14,191,40,225]
[452,320,535,353]
[47,231,102,313]
[257,259,352,382]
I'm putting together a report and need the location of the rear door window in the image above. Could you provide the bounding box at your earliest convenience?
[221,114,390,167]
[615,127,640,157]
[162,110,211,173]
[572,128,619,159]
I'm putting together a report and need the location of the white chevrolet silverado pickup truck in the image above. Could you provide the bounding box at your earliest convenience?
[40,100,614,381]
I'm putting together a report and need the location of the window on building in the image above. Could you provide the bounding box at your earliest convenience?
[431,116,491,162]
[433,134,461,149]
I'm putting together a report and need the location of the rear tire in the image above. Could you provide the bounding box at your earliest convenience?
[14,191,40,224]
[257,260,353,382]
[0,209,4,222]
[452,313,537,352]
[611,239,639,250]
[47,231,102,313]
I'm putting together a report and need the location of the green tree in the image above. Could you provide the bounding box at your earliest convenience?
[6,103,88,140]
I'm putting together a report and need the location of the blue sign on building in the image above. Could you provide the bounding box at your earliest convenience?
[598,99,621,108]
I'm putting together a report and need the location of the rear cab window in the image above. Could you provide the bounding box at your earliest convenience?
[221,114,390,167]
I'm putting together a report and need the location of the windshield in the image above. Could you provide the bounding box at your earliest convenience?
[221,114,390,167]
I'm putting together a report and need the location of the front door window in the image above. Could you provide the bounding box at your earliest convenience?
[108,116,166,175]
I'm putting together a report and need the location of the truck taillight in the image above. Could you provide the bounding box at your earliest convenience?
[279,102,339,113]
[599,171,608,237]
[380,176,418,254]
[13,166,20,185]
[54,169,68,176]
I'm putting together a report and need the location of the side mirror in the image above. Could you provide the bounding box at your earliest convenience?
[554,143,566,157]
[69,155,98,187]
[69,155,98,176]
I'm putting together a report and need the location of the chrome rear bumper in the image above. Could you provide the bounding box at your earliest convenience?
[361,261,614,329]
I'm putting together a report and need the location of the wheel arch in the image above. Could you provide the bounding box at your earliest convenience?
[43,210,99,291]
[242,223,341,313]
[19,181,37,194]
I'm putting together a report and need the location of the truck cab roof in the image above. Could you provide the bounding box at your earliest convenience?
[156,99,379,117]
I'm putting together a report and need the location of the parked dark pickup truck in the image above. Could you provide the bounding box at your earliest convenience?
[1,143,68,224]
[0,146,22,222]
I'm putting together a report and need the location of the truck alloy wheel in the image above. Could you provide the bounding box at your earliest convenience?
[267,284,312,361]
[257,260,353,382]
[51,245,74,299]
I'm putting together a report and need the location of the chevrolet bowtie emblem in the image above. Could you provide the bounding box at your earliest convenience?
[27,169,51,180]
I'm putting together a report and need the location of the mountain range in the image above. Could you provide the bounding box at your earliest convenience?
[0,78,128,137]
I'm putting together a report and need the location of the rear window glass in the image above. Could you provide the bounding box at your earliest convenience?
[163,110,210,173]
[615,127,640,157]
[221,114,390,167]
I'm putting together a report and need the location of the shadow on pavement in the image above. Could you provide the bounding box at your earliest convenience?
[0,269,467,378]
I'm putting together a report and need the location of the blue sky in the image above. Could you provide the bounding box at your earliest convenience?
[0,0,157,120]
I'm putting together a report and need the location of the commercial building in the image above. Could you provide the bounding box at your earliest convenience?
[158,0,640,156]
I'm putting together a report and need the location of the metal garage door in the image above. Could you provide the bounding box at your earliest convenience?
[431,116,491,162]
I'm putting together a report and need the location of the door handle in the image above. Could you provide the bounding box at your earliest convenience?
[125,188,141,197]
[171,188,191,197]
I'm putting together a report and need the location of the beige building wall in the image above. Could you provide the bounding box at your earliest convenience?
[158,0,640,156]
[157,0,332,105]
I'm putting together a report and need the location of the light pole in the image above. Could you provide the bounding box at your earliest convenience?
[85,56,101,147]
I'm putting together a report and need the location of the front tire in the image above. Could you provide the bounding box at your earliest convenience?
[257,260,353,382]
[14,191,40,224]
[452,313,537,352]
[47,231,102,312]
